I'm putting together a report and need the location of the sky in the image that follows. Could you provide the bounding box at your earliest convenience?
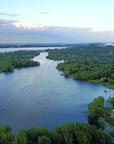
[0,0,114,43]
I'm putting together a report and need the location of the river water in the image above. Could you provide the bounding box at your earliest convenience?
[0,50,113,132]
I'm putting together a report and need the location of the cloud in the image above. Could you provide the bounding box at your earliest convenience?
[0,19,114,43]
[39,12,48,15]
[0,19,17,25]
[0,12,20,17]
[14,22,46,30]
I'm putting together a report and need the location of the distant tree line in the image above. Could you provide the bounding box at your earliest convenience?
[0,51,40,73]
[0,43,84,48]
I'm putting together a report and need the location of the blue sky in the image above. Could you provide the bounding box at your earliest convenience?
[0,0,114,43]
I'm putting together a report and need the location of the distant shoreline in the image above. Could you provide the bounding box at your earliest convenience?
[0,42,105,48]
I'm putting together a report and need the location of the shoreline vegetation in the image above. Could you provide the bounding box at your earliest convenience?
[0,123,112,144]
[88,96,114,129]
[0,50,40,73]
[0,96,114,144]
[46,45,114,89]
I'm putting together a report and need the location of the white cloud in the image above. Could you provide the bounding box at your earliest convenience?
[0,19,114,43]
[0,19,17,25]
[91,28,114,32]
[39,12,48,15]
[0,12,20,17]
[14,22,46,30]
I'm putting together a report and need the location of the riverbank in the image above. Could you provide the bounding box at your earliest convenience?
[58,70,114,90]
[89,79,114,89]
[0,50,40,73]
[47,46,114,90]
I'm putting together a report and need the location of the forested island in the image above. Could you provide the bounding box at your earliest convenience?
[47,45,114,89]
[0,96,114,144]
[0,51,40,73]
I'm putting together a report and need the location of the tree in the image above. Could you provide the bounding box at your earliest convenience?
[110,97,114,108]
[88,96,105,129]
[38,136,52,144]
[97,117,105,130]
[12,131,27,144]
[0,125,12,144]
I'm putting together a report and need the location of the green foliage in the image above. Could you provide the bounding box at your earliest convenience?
[38,136,52,144]
[0,125,12,144]
[109,79,114,84]
[97,117,105,130]
[0,50,40,73]
[47,46,114,89]
[105,117,114,127]
[12,130,27,144]
[104,104,114,128]
[88,96,105,129]
[104,108,113,114]
[110,98,114,108]
[0,121,112,144]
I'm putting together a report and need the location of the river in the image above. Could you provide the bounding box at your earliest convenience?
[0,50,113,132]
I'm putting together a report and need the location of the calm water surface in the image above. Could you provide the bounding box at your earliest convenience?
[0,51,113,132]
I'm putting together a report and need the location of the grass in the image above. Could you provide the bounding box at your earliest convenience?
[105,117,114,127]
[104,108,113,114]
[89,79,114,89]
[104,108,114,127]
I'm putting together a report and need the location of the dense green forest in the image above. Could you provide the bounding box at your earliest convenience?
[0,122,113,144]
[0,51,40,73]
[47,45,114,89]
